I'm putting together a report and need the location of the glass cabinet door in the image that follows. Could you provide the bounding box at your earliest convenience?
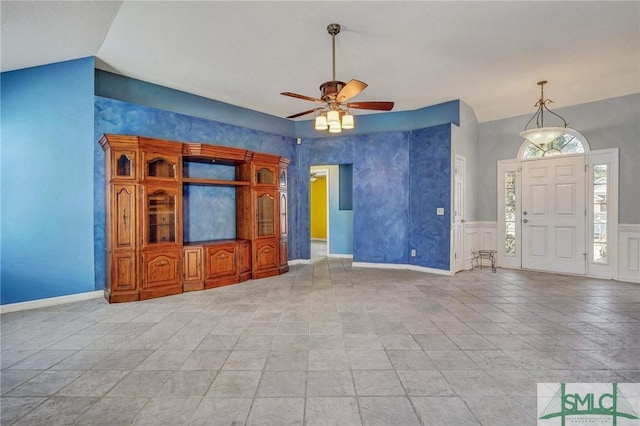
[147,190,176,244]
[280,193,287,237]
[255,165,276,186]
[279,170,287,188]
[143,152,179,181]
[113,152,136,180]
[256,192,275,237]
[147,158,175,178]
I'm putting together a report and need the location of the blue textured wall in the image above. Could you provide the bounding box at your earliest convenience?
[300,132,411,263]
[409,125,452,270]
[183,162,236,242]
[94,97,298,290]
[299,127,452,268]
[96,70,296,138]
[1,58,96,304]
[327,165,353,255]
[295,100,460,138]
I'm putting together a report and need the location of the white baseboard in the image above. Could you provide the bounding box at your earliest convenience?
[328,254,353,259]
[288,259,312,265]
[0,290,104,314]
[352,262,452,276]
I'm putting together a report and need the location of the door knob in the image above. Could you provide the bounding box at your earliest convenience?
[523,219,528,223]
[523,211,528,215]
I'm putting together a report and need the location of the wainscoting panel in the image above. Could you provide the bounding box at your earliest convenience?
[619,224,640,283]
[464,222,497,269]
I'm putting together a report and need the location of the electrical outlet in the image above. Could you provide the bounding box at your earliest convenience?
[411,249,416,257]
[436,208,445,215]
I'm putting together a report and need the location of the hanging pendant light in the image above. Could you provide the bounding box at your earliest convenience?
[520,81,574,146]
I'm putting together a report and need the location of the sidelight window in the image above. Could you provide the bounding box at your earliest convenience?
[592,164,608,263]
[504,171,517,256]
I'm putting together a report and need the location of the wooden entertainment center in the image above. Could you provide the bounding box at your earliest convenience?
[100,134,289,303]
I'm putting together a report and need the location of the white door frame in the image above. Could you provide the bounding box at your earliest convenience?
[451,155,466,272]
[497,148,619,279]
[310,166,330,256]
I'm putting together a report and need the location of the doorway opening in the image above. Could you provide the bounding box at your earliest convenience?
[309,164,354,261]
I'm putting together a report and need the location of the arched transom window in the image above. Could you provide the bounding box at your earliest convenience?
[518,129,590,159]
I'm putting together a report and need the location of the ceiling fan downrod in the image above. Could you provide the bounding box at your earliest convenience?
[327,23,341,82]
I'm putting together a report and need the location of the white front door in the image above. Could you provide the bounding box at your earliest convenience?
[452,156,466,272]
[521,155,587,274]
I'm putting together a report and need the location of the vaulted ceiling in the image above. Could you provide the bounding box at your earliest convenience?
[2,1,638,123]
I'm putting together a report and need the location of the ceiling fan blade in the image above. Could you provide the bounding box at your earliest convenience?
[281,92,324,104]
[286,107,324,119]
[336,80,368,103]
[347,101,395,111]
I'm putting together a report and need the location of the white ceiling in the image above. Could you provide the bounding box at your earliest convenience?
[2,1,639,123]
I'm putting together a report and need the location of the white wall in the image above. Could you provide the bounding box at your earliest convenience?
[452,101,479,222]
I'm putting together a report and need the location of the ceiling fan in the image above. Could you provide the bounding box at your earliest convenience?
[281,23,394,130]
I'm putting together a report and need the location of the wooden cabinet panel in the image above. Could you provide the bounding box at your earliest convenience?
[279,241,289,270]
[184,247,202,281]
[183,247,203,291]
[141,249,181,291]
[206,244,237,279]
[112,252,136,292]
[111,185,136,251]
[238,240,251,281]
[254,239,278,278]
[106,251,139,302]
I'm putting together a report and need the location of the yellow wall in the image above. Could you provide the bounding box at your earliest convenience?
[310,177,327,238]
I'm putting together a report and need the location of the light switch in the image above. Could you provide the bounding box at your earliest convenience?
[436,208,445,215]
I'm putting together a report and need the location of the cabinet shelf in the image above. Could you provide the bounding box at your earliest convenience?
[183,177,250,186]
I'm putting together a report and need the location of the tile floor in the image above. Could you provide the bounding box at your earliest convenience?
[1,244,639,425]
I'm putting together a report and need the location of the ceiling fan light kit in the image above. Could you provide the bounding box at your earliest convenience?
[520,80,575,146]
[281,23,394,134]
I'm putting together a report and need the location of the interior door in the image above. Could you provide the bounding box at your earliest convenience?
[521,155,586,274]
[452,156,466,272]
